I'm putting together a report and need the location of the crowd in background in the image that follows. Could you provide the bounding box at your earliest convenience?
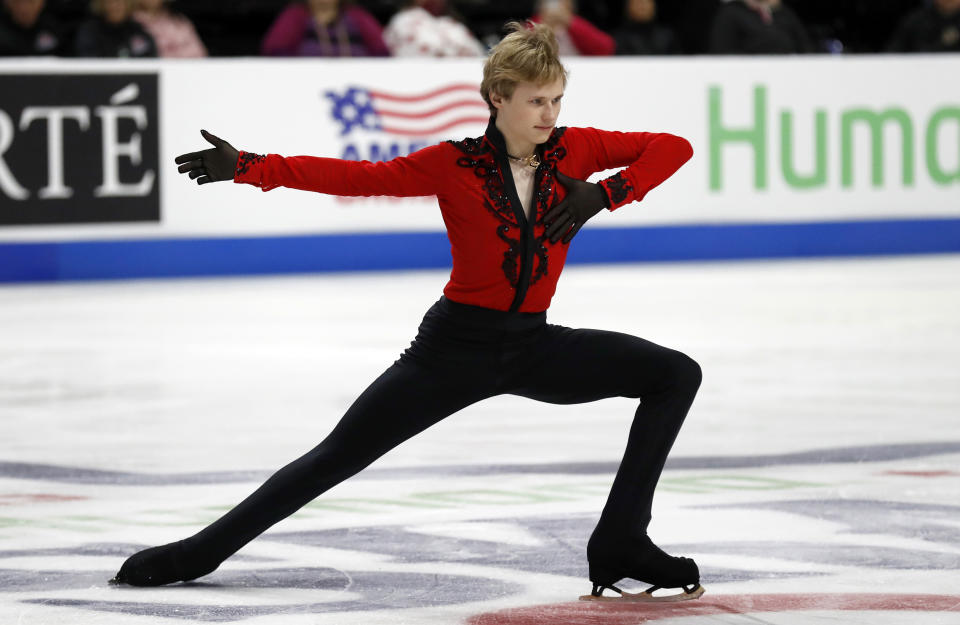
[2,0,959,58]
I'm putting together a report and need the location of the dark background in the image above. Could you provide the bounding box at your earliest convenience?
[42,0,928,56]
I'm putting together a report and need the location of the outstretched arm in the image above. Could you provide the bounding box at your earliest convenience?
[174,130,446,197]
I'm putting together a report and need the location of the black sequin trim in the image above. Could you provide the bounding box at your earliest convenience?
[529,127,568,281]
[496,224,521,288]
[540,126,568,163]
[449,136,521,287]
[534,127,568,227]
[236,152,265,176]
[604,171,632,205]
[450,135,485,156]
[449,127,570,289]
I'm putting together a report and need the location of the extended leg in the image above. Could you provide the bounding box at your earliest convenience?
[113,359,490,586]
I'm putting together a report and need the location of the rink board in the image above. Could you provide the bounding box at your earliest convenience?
[3,218,960,282]
[1,55,959,280]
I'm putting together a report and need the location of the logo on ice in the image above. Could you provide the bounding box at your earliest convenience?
[324,83,488,161]
[0,74,160,225]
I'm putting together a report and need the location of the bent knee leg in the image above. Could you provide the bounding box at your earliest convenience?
[671,350,702,394]
[616,348,702,399]
[646,349,702,398]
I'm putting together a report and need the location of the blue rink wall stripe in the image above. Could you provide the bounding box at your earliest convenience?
[1,217,960,282]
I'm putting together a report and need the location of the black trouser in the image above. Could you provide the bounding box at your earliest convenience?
[185,297,702,565]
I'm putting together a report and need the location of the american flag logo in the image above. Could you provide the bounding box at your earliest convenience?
[325,84,489,137]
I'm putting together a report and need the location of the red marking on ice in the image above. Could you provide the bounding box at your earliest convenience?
[467,593,960,625]
[882,470,959,477]
[0,494,88,505]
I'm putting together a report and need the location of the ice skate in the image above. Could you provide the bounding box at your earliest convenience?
[581,533,704,603]
[579,581,705,602]
[110,539,217,587]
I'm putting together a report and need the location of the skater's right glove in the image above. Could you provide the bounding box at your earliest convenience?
[544,172,610,244]
[175,130,240,185]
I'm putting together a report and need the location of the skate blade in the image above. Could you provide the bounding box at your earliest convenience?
[579,584,705,603]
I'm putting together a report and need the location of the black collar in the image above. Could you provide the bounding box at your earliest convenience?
[484,117,507,155]
[483,116,558,159]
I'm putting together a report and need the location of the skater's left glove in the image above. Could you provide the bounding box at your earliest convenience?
[544,172,610,244]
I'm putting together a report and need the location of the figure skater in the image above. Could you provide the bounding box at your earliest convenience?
[113,21,704,602]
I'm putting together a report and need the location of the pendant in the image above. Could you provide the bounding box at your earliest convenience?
[508,153,541,168]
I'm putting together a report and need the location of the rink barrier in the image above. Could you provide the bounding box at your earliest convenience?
[2,217,959,282]
[3,57,959,281]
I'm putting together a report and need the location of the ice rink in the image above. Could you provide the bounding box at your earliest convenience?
[2,255,959,624]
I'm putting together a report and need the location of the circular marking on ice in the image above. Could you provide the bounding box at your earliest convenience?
[0,493,88,505]
[881,470,960,477]
[467,594,960,625]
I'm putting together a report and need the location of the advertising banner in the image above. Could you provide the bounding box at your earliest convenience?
[0,56,958,281]
[0,73,159,226]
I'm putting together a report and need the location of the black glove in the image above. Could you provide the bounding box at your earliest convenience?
[174,130,240,185]
[543,171,610,244]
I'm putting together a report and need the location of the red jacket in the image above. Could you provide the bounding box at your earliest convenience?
[234,120,692,312]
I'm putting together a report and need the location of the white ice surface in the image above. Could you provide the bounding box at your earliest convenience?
[1,255,959,624]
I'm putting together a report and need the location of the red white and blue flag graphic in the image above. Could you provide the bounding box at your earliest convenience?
[325,84,488,137]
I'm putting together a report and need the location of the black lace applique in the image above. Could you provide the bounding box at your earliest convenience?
[449,135,485,156]
[604,171,633,205]
[236,152,265,176]
[529,127,569,283]
[534,127,568,226]
[495,225,521,288]
[449,127,571,290]
[531,238,549,285]
[449,136,522,287]
[540,126,568,163]
[448,139,519,229]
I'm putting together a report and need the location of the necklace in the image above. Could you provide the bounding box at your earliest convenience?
[507,152,540,168]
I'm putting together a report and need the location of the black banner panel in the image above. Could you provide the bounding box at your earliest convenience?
[0,74,160,225]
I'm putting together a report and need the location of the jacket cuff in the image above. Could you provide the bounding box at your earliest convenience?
[598,171,634,211]
[234,151,268,188]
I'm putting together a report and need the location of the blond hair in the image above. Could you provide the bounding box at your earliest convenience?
[480,22,568,116]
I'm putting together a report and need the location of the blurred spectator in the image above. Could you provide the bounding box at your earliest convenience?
[613,0,682,54]
[785,0,924,54]
[133,0,206,58]
[531,0,615,56]
[74,0,157,57]
[709,0,814,54]
[384,0,484,57]
[887,0,960,52]
[0,0,65,55]
[261,0,388,57]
